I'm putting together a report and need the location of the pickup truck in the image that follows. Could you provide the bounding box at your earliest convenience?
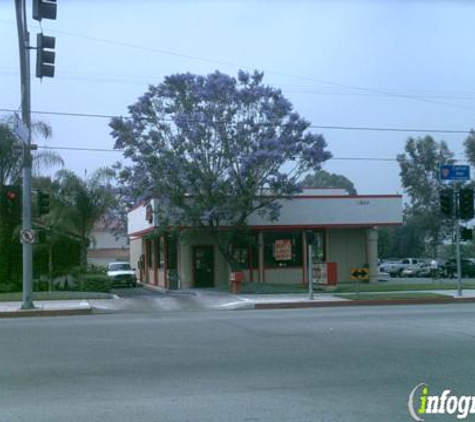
[379,258,421,278]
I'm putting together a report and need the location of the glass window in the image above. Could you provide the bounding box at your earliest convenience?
[108,263,131,271]
[166,236,178,270]
[153,238,161,268]
[264,231,302,268]
[232,234,258,269]
[146,240,152,268]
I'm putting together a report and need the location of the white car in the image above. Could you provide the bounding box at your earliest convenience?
[106,262,137,288]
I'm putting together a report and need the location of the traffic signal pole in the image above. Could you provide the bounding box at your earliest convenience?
[14,0,34,309]
[455,186,463,297]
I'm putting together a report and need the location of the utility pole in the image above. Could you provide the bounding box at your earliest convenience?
[14,0,34,309]
[454,185,462,297]
[14,0,57,309]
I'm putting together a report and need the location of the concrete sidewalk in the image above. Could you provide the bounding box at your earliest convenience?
[221,289,475,310]
[2,288,475,318]
[0,300,93,318]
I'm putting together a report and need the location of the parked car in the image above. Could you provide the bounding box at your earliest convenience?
[400,264,422,278]
[380,258,421,278]
[106,262,137,287]
[441,258,475,278]
[417,262,433,278]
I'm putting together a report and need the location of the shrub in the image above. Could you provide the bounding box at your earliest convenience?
[81,273,112,292]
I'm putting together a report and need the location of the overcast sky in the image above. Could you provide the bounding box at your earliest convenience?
[1,0,475,194]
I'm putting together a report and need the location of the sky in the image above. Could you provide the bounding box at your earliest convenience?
[1,0,475,195]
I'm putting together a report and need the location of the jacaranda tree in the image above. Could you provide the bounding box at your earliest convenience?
[110,70,331,267]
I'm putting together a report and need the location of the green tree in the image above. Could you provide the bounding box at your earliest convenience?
[301,170,357,194]
[54,169,117,269]
[110,70,331,269]
[33,176,82,290]
[0,119,63,288]
[0,118,63,186]
[397,136,455,257]
[379,213,426,259]
[463,129,475,166]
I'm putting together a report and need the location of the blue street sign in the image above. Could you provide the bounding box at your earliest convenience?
[440,165,470,181]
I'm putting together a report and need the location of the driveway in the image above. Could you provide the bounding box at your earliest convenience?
[98,286,241,313]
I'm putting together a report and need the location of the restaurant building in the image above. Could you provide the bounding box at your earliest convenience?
[127,189,402,289]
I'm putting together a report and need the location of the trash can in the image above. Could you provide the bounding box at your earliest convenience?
[327,262,337,286]
[230,271,243,294]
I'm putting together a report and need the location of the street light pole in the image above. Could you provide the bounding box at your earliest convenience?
[14,0,34,309]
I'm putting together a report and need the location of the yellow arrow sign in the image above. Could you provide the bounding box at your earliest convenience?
[350,267,369,281]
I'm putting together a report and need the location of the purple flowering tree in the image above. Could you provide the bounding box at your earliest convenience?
[110,70,331,269]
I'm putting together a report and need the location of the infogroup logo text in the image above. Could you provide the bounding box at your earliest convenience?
[408,383,475,421]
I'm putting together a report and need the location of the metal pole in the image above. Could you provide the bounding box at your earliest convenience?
[455,185,462,297]
[308,243,313,300]
[14,0,34,309]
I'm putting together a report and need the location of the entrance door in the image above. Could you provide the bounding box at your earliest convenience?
[193,246,215,288]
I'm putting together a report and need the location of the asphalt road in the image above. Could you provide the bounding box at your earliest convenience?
[1,305,475,421]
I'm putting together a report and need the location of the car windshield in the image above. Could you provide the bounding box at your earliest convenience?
[108,263,131,271]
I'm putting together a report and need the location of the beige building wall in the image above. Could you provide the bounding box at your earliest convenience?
[264,268,303,284]
[129,237,142,280]
[327,229,367,283]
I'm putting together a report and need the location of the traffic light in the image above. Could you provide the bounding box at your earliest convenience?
[37,191,51,216]
[461,227,473,241]
[36,33,56,78]
[33,0,57,21]
[0,186,21,223]
[440,189,454,217]
[1,186,21,207]
[5,189,18,202]
[459,189,474,220]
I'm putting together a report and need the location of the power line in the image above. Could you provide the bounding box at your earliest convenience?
[43,29,475,113]
[39,145,467,163]
[3,65,475,102]
[2,18,475,113]
[39,145,119,152]
[1,107,472,134]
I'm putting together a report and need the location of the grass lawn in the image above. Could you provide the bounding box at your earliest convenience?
[0,291,114,302]
[240,282,308,294]
[333,282,475,294]
[336,292,451,301]
[238,281,475,294]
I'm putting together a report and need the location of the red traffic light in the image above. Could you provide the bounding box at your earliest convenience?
[6,190,18,201]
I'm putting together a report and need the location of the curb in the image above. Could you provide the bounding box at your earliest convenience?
[253,296,475,310]
[0,307,93,319]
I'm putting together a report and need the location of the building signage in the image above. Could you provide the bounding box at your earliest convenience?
[313,263,328,284]
[274,239,292,261]
[145,204,153,224]
[440,165,470,181]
